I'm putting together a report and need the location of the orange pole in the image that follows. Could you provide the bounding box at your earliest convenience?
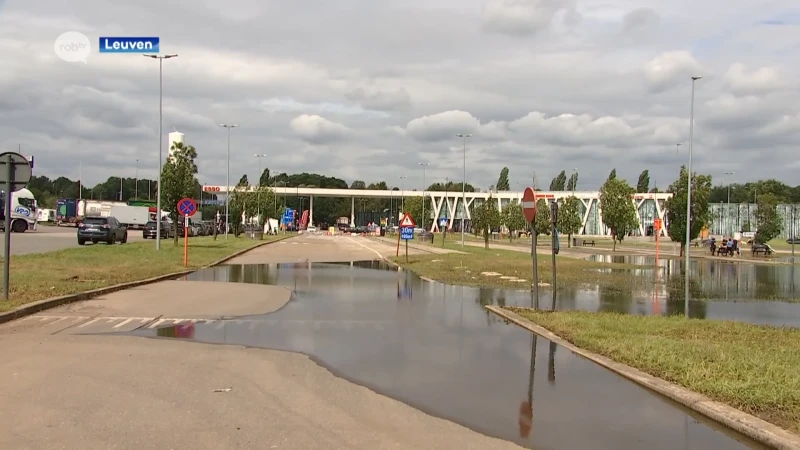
[183,214,189,267]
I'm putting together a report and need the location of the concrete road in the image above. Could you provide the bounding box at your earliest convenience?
[0,235,518,449]
[1,224,148,255]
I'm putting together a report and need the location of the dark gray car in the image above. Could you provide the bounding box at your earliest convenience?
[78,216,128,245]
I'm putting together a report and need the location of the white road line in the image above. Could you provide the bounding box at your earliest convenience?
[147,318,168,329]
[77,318,102,328]
[49,317,70,324]
[346,237,385,260]
[113,318,134,328]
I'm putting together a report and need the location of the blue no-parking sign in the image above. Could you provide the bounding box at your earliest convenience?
[178,198,197,216]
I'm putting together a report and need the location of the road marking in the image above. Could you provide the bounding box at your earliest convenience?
[113,318,134,328]
[77,318,102,328]
[147,318,168,329]
[346,237,385,259]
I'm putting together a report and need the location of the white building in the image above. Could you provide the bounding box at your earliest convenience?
[168,131,184,155]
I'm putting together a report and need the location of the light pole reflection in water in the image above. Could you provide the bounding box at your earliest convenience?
[519,333,537,439]
[547,341,556,384]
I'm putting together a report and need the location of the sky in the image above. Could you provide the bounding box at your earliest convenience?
[1,0,799,192]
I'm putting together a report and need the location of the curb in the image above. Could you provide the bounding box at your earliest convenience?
[0,235,293,326]
[485,305,800,450]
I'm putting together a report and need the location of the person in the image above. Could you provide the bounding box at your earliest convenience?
[727,238,734,256]
[709,237,717,255]
[733,238,740,256]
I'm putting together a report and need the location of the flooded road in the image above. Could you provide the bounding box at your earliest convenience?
[133,261,767,449]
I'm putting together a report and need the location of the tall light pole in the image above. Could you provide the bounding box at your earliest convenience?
[724,171,735,237]
[685,76,702,313]
[135,159,139,199]
[219,123,239,239]
[419,162,429,230]
[399,176,407,212]
[143,53,178,250]
[255,153,267,221]
[456,133,472,246]
[676,142,682,155]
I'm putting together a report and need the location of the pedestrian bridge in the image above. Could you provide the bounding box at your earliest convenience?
[201,185,672,236]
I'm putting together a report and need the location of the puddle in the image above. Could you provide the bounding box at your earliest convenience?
[131,262,766,449]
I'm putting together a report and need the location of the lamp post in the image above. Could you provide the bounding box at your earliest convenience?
[676,142,682,155]
[135,159,139,199]
[419,162,429,230]
[399,176,407,212]
[724,171,735,238]
[684,76,702,314]
[219,123,239,239]
[456,133,472,246]
[272,172,281,224]
[143,53,178,250]
[255,153,267,221]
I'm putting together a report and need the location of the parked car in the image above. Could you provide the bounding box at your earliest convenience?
[143,220,172,239]
[78,216,127,245]
[189,222,202,236]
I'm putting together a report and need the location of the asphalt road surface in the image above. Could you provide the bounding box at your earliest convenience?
[0,224,147,255]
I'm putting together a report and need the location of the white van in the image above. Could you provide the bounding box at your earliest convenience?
[0,188,38,232]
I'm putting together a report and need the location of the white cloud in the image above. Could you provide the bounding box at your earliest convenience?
[642,51,704,93]
[723,62,788,96]
[406,110,480,142]
[290,115,351,144]
[481,0,577,36]
[621,8,660,32]
[346,86,411,110]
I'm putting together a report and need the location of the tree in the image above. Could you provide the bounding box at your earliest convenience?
[557,196,583,247]
[549,170,567,191]
[533,199,551,236]
[258,168,271,187]
[599,177,639,251]
[496,167,510,191]
[160,142,199,244]
[471,196,501,249]
[237,174,248,186]
[663,166,713,256]
[636,170,650,193]
[501,202,527,242]
[755,193,781,244]
[566,172,578,192]
[607,169,617,182]
[350,180,366,189]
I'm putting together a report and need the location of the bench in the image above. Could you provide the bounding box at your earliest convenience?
[573,238,595,247]
[752,246,772,256]
[715,246,731,256]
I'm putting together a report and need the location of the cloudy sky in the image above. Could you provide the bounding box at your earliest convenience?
[1,0,799,192]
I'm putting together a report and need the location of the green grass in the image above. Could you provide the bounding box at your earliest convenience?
[391,242,652,291]
[507,308,800,433]
[0,235,290,312]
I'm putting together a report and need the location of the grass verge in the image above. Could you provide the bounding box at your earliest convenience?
[507,308,800,433]
[0,235,290,312]
[390,242,651,291]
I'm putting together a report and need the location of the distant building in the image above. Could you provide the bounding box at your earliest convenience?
[168,131,184,156]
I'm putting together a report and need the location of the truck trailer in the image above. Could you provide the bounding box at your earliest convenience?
[109,205,150,229]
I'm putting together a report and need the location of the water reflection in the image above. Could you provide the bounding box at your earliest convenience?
[588,254,799,302]
[161,263,764,449]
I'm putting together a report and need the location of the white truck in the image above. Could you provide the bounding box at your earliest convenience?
[109,205,150,229]
[37,208,56,223]
[0,188,38,232]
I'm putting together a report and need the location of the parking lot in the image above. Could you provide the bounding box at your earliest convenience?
[0,224,148,256]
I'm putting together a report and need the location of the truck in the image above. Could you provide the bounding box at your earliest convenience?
[56,198,79,226]
[37,208,56,223]
[0,188,38,232]
[57,198,128,226]
[109,205,150,229]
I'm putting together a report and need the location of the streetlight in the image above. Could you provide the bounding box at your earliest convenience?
[143,53,178,249]
[724,171,735,238]
[219,123,239,239]
[684,76,702,313]
[255,154,267,221]
[419,162,429,230]
[456,133,472,246]
[676,142,682,155]
[399,176,407,212]
[135,159,139,199]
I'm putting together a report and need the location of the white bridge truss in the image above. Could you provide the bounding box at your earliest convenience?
[202,185,672,237]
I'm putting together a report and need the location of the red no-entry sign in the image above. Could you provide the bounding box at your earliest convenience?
[522,187,537,223]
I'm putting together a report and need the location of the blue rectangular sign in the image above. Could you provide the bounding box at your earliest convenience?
[401,227,414,240]
[99,37,160,53]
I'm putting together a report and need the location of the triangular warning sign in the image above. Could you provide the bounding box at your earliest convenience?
[399,212,415,227]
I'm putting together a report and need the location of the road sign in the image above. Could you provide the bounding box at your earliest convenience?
[178,198,197,216]
[399,212,415,228]
[654,218,662,231]
[439,217,448,227]
[0,152,32,193]
[522,188,537,222]
[401,227,414,240]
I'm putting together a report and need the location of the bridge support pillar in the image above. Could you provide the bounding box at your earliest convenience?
[309,195,314,227]
[351,197,355,226]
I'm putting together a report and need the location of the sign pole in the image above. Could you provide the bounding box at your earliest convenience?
[3,154,12,299]
[405,238,409,263]
[396,225,401,256]
[183,213,189,267]
[550,201,559,311]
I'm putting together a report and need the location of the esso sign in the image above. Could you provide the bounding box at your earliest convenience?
[203,186,221,192]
